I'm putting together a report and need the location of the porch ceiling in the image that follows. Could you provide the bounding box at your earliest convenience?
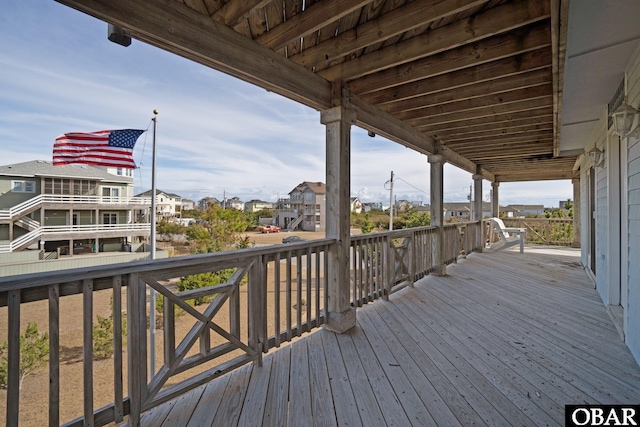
[56,0,576,183]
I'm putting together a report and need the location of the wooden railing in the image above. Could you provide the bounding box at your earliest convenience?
[500,218,574,246]
[0,222,483,426]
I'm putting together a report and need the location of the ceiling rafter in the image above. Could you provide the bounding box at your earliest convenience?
[349,20,551,95]
[437,123,554,142]
[395,85,552,122]
[318,0,550,81]
[289,0,486,68]
[254,0,370,50]
[418,107,554,133]
[382,69,551,115]
[211,0,271,26]
[361,48,551,105]
[410,97,553,128]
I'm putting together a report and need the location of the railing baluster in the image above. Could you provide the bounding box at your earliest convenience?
[82,279,94,427]
[286,252,292,341]
[296,251,302,336]
[274,252,281,347]
[127,273,147,427]
[164,293,176,366]
[315,249,320,325]
[112,277,124,424]
[7,290,21,427]
[306,247,312,331]
[49,284,60,427]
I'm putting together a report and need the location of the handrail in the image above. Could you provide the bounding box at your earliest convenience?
[0,223,153,253]
[0,222,487,426]
[0,195,151,221]
[499,217,574,246]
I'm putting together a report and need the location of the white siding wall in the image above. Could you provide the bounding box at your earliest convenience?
[580,167,588,266]
[626,47,640,362]
[596,155,609,302]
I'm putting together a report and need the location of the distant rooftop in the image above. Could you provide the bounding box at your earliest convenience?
[0,160,132,182]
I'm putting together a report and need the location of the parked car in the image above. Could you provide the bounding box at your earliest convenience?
[259,225,281,233]
[282,235,306,244]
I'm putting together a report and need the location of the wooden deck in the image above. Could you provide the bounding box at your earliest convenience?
[137,246,640,427]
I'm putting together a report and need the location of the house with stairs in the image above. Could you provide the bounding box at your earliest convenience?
[0,160,150,257]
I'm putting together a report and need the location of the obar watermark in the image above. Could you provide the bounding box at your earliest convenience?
[566,406,639,426]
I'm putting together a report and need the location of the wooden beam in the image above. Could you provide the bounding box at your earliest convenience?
[495,171,575,181]
[349,95,494,181]
[426,117,554,139]
[349,21,551,94]
[396,85,552,122]
[211,0,271,26]
[417,107,553,133]
[289,0,486,68]
[410,97,553,128]
[382,69,552,115]
[255,0,371,50]
[438,123,554,143]
[56,0,333,111]
[361,48,552,104]
[318,0,550,81]
[444,130,554,147]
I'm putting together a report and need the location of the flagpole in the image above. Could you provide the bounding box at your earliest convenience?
[150,109,158,376]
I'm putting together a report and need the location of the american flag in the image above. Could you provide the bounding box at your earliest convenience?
[53,129,145,168]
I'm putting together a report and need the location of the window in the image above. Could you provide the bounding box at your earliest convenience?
[103,213,118,224]
[102,187,120,198]
[12,180,35,193]
[117,168,123,176]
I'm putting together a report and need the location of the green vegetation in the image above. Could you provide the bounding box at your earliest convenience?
[93,296,127,360]
[351,208,431,233]
[0,322,49,389]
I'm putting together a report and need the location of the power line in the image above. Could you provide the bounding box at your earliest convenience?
[393,175,429,196]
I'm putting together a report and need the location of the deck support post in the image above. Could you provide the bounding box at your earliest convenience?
[321,93,356,333]
[474,170,484,253]
[572,177,581,248]
[429,154,446,275]
[491,182,500,218]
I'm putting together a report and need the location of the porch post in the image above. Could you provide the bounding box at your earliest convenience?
[429,154,446,276]
[491,182,500,217]
[321,100,356,333]
[473,166,484,252]
[572,177,581,248]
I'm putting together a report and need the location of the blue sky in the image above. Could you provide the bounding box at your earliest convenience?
[0,1,573,207]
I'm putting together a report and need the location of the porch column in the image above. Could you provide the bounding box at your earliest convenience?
[321,103,356,333]
[429,154,446,276]
[473,166,484,252]
[491,182,500,217]
[572,177,581,248]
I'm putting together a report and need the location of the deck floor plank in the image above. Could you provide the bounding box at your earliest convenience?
[306,331,338,427]
[320,330,363,427]
[136,246,640,427]
[334,327,387,426]
[427,269,640,400]
[184,372,230,427]
[390,295,562,426]
[261,345,291,427]
[345,326,413,427]
[210,365,252,427]
[237,356,273,427]
[288,339,313,426]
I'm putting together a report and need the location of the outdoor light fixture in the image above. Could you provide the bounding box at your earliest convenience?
[611,97,640,137]
[587,146,605,168]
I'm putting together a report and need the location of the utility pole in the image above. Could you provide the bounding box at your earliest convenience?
[389,171,394,230]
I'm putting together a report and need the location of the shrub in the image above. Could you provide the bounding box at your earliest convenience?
[0,322,49,389]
